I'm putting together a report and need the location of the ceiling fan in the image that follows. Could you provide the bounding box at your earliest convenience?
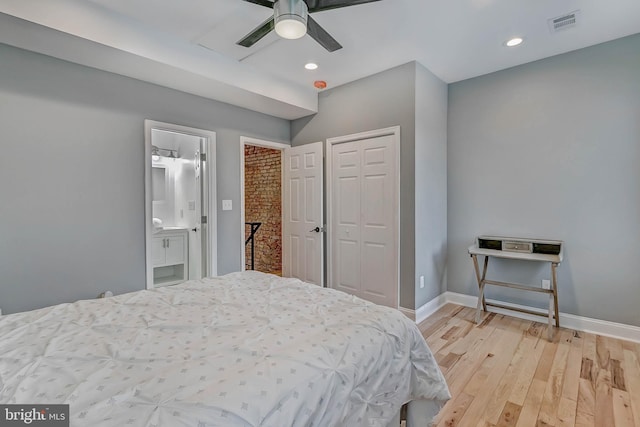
[237,0,382,52]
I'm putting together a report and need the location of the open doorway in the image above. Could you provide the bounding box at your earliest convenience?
[144,121,217,289]
[240,137,289,275]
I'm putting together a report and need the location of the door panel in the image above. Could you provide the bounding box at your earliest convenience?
[338,149,358,168]
[304,152,317,169]
[363,146,386,167]
[283,142,323,286]
[152,237,166,266]
[165,235,185,265]
[305,176,316,222]
[336,239,359,293]
[288,235,300,278]
[362,174,386,226]
[289,177,300,222]
[361,242,389,302]
[338,177,359,225]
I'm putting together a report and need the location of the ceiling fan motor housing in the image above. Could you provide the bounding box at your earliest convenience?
[274,0,309,39]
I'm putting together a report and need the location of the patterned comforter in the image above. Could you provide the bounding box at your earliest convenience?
[0,271,450,426]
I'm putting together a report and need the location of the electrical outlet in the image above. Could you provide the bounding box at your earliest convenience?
[419,275,425,289]
[542,279,551,290]
[222,200,232,211]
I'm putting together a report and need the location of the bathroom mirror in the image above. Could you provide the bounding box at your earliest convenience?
[151,166,166,201]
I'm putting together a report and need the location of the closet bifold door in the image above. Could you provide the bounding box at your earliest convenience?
[328,127,399,309]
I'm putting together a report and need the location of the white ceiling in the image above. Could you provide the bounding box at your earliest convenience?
[1,0,639,119]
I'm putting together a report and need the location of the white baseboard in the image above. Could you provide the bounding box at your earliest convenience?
[415,293,450,325]
[399,307,416,321]
[412,291,640,343]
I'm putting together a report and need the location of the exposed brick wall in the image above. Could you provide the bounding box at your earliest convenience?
[244,145,282,274]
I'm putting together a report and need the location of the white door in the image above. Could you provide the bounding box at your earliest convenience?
[329,129,399,308]
[193,141,208,279]
[282,142,324,286]
[192,148,202,279]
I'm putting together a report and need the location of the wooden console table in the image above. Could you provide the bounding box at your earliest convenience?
[468,236,563,340]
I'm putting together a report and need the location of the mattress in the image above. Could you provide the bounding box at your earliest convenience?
[0,271,450,426]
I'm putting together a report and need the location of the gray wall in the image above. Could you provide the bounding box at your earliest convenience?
[414,63,448,308]
[448,34,640,326]
[0,43,289,314]
[291,62,418,309]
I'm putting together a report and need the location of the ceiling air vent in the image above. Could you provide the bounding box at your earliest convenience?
[548,10,580,33]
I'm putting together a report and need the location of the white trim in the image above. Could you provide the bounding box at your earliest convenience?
[415,293,450,325]
[399,307,416,321]
[326,126,401,309]
[239,137,289,271]
[413,291,640,343]
[327,126,401,144]
[144,120,217,289]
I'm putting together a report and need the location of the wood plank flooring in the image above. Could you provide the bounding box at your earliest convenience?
[419,304,640,427]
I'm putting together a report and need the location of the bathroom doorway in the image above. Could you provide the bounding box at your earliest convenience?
[144,121,217,289]
[240,137,288,275]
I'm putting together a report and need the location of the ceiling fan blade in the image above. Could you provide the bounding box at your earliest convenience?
[241,0,275,8]
[237,17,275,47]
[305,0,382,13]
[307,16,342,52]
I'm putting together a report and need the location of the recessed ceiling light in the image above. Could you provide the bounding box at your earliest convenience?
[505,37,524,47]
[305,62,318,70]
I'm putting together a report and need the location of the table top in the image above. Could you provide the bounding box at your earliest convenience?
[468,245,563,263]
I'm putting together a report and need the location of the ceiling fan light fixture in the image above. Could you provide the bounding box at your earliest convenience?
[274,0,308,40]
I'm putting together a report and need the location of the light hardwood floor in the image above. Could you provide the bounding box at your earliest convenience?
[419,304,640,427]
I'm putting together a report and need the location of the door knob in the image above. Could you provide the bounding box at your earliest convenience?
[310,227,320,233]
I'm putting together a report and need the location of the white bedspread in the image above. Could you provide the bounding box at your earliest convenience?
[0,271,450,426]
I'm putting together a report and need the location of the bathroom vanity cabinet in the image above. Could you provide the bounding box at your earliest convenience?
[152,228,188,287]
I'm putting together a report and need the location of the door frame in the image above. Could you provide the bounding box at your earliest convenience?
[325,126,401,307]
[144,120,218,289]
[239,136,289,271]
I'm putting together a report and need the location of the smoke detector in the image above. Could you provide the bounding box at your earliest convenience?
[548,10,580,33]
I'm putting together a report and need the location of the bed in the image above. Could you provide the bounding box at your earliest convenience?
[0,271,450,426]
